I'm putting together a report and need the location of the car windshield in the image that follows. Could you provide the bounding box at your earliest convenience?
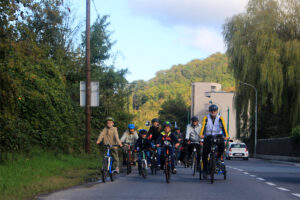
[231,144,246,148]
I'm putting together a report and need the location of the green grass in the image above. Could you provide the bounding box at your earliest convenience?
[0,149,101,200]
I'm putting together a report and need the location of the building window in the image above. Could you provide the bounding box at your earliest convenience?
[211,85,216,92]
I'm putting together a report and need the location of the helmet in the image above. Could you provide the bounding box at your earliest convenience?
[175,127,180,130]
[105,117,114,122]
[151,118,159,124]
[191,116,199,122]
[139,129,148,135]
[209,104,218,112]
[163,121,172,128]
[128,124,135,129]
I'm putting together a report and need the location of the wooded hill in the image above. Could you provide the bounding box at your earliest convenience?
[130,53,235,129]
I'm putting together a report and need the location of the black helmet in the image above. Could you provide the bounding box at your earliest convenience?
[191,116,199,122]
[151,118,159,123]
[209,104,218,112]
[163,121,172,128]
[175,127,180,130]
[139,129,148,135]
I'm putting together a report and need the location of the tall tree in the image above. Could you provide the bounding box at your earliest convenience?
[223,0,300,140]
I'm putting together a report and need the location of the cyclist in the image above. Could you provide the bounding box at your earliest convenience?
[121,124,139,166]
[200,104,229,179]
[147,118,162,167]
[135,129,152,175]
[174,127,183,163]
[185,116,202,169]
[158,121,180,174]
[96,117,123,174]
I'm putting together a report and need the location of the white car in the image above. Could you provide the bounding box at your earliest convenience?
[226,143,249,160]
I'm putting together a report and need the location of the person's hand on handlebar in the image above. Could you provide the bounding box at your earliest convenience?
[119,143,123,147]
[156,144,160,147]
[175,143,180,148]
[96,141,100,144]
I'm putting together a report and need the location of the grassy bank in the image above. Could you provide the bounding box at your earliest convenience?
[0,150,101,200]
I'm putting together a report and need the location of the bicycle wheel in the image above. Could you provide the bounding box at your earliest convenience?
[165,157,170,183]
[199,158,202,180]
[102,157,108,183]
[209,153,216,184]
[142,160,147,179]
[109,172,114,182]
[223,164,227,180]
[127,151,131,175]
[192,153,197,176]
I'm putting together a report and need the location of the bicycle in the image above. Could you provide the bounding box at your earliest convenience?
[123,143,134,175]
[101,145,119,183]
[138,149,148,179]
[207,136,227,184]
[190,142,201,176]
[150,147,158,175]
[162,140,173,183]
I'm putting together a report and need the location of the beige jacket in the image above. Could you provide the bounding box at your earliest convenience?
[96,127,121,146]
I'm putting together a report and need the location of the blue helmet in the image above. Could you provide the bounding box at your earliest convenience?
[128,124,135,129]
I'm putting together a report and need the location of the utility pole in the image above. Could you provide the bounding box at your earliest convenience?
[240,81,257,158]
[85,0,91,154]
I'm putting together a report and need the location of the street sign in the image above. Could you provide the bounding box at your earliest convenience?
[80,81,99,107]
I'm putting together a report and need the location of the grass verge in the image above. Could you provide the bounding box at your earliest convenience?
[0,149,101,200]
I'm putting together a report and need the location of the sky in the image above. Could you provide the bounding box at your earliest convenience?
[72,0,248,82]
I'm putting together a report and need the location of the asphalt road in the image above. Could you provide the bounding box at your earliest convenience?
[38,158,300,200]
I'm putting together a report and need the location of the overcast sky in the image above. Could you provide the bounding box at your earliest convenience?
[73,0,248,82]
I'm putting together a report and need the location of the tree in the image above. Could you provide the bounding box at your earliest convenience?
[223,0,300,140]
[158,95,189,132]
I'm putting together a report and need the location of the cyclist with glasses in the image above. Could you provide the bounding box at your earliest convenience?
[200,104,229,179]
[185,116,202,169]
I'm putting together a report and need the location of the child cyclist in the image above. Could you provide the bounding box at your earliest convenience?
[96,117,122,173]
[135,129,152,175]
[121,124,139,165]
[158,121,180,174]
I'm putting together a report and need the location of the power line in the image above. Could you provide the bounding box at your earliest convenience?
[92,0,100,18]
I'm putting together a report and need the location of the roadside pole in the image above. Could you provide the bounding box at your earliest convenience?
[85,0,91,154]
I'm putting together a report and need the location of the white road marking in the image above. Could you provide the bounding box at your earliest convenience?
[238,169,244,172]
[250,175,256,177]
[292,193,300,198]
[257,177,265,181]
[266,182,276,186]
[276,187,290,192]
[244,172,249,175]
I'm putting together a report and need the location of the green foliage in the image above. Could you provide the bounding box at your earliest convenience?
[291,126,300,143]
[158,95,189,131]
[131,53,235,128]
[223,0,300,139]
[0,0,132,157]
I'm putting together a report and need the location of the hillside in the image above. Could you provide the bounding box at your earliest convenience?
[130,53,235,128]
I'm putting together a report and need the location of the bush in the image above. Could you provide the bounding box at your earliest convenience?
[291,126,300,143]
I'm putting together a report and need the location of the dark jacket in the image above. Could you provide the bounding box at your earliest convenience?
[134,137,152,151]
[157,131,179,146]
[147,125,162,144]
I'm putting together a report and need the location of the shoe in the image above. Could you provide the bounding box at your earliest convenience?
[172,169,177,174]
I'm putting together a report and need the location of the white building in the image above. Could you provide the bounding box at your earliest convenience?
[191,82,237,140]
